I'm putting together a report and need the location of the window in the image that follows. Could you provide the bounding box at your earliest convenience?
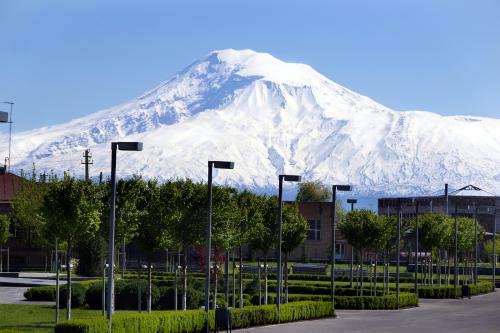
[307,219,321,241]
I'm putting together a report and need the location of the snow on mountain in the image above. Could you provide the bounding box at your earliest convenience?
[1,49,499,197]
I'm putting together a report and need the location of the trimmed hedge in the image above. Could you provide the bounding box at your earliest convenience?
[24,283,88,308]
[55,301,334,333]
[404,281,495,299]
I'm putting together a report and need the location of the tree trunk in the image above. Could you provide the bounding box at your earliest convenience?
[359,250,364,296]
[213,249,218,309]
[138,258,142,312]
[239,247,243,308]
[264,255,268,305]
[225,250,230,306]
[174,251,179,310]
[429,252,433,287]
[284,253,289,303]
[447,252,451,286]
[147,260,152,313]
[121,237,126,279]
[232,252,236,308]
[66,245,72,320]
[374,253,377,296]
[182,246,187,310]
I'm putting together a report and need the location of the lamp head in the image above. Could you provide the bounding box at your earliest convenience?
[347,199,357,204]
[210,161,235,169]
[116,142,143,151]
[334,185,352,191]
[281,175,301,182]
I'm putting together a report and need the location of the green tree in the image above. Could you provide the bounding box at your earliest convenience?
[0,214,10,246]
[41,174,102,319]
[281,202,308,302]
[296,181,331,202]
[10,170,46,252]
[169,179,206,310]
[339,210,379,295]
[210,186,239,308]
[248,196,280,305]
[484,237,500,262]
[101,175,147,277]
[0,214,11,271]
[235,191,265,307]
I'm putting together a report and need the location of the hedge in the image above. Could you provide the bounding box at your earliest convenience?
[24,283,88,308]
[54,301,334,333]
[403,281,494,299]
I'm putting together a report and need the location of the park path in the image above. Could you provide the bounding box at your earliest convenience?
[236,290,500,333]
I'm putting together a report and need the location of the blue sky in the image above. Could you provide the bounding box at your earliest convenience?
[1,0,499,132]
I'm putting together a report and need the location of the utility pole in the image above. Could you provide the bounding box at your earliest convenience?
[81,149,93,180]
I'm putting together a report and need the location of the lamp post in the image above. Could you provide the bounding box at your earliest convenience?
[0,102,13,172]
[413,198,419,294]
[396,199,401,308]
[102,262,108,316]
[277,174,301,323]
[331,185,351,308]
[454,202,458,298]
[347,198,357,288]
[205,161,234,333]
[107,142,143,332]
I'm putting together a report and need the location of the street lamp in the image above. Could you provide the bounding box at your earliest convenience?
[412,198,419,294]
[346,198,357,288]
[331,185,351,307]
[107,142,143,332]
[277,174,301,323]
[205,160,234,333]
[0,102,13,172]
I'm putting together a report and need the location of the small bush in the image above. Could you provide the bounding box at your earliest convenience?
[59,283,88,308]
[24,285,55,301]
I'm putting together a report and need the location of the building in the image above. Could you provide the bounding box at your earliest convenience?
[0,168,24,214]
[378,185,499,233]
[287,201,354,262]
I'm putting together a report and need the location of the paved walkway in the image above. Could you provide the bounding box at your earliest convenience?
[236,290,500,333]
[0,287,54,304]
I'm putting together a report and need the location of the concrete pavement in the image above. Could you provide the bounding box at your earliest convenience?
[236,290,500,333]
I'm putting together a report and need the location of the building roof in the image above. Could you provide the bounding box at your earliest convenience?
[448,185,496,197]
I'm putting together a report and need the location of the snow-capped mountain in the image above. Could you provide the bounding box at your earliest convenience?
[1,49,499,197]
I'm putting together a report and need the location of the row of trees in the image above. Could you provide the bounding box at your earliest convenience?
[4,171,309,314]
[339,209,486,295]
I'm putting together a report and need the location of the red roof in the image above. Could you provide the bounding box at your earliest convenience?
[0,172,24,202]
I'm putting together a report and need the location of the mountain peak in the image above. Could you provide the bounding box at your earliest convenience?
[195,49,324,86]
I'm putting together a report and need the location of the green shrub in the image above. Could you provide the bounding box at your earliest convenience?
[59,283,88,308]
[24,285,55,301]
[411,281,494,299]
[55,301,334,333]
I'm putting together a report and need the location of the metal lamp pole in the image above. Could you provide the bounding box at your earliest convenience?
[396,199,401,308]
[414,199,419,294]
[347,198,357,288]
[107,142,143,332]
[0,102,13,172]
[277,174,301,323]
[454,202,458,298]
[331,185,351,308]
[205,161,234,333]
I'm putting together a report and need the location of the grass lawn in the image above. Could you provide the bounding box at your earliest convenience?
[0,304,102,333]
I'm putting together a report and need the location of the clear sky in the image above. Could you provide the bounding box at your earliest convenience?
[1,0,499,132]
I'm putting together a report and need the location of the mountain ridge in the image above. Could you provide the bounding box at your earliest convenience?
[1,49,499,197]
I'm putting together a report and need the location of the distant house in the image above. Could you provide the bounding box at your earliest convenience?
[0,168,24,214]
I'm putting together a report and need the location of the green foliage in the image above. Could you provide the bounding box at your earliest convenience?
[296,181,331,202]
[339,210,379,252]
[41,174,102,250]
[24,285,56,301]
[415,281,494,298]
[10,170,45,247]
[484,237,500,261]
[76,236,106,277]
[0,214,11,245]
[235,191,265,247]
[416,213,449,252]
[133,180,176,259]
[54,301,334,333]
